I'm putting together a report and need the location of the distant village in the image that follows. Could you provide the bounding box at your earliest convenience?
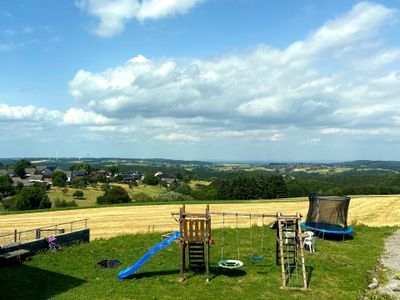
[0,165,179,189]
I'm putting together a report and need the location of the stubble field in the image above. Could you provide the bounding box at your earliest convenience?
[0,195,399,240]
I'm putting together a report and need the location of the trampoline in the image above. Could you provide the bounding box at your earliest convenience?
[301,194,353,238]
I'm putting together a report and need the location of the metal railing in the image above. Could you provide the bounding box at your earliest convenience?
[0,219,88,246]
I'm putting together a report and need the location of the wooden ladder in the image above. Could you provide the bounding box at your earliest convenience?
[188,242,205,269]
[276,213,308,290]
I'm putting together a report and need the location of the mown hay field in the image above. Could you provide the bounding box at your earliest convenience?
[0,195,399,240]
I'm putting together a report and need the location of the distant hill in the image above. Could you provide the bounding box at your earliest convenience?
[1,158,400,176]
[334,160,400,171]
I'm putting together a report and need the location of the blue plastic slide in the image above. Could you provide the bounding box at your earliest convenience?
[118,230,180,280]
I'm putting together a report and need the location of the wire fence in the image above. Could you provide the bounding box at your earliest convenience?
[0,219,88,246]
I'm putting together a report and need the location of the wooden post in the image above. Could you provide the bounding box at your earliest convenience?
[179,205,186,281]
[296,212,308,290]
[277,213,287,289]
[205,205,210,282]
[14,229,17,243]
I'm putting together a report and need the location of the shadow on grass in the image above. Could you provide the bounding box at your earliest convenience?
[123,267,246,282]
[126,269,180,280]
[1,264,85,300]
[306,266,314,288]
[209,266,247,280]
[316,233,354,241]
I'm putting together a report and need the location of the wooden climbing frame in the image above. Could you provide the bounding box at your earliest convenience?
[177,205,211,282]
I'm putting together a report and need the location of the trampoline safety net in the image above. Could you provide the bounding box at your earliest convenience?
[305,194,351,231]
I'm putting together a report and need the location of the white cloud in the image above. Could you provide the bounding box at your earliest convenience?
[76,0,201,37]
[67,2,400,147]
[0,104,61,121]
[3,2,400,159]
[155,132,200,143]
[284,2,395,61]
[62,108,113,125]
[320,127,393,136]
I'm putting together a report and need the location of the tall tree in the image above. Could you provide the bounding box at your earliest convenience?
[52,171,68,187]
[0,175,14,196]
[14,159,32,179]
[107,165,119,175]
[97,186,131,204]
[142,174,159,185]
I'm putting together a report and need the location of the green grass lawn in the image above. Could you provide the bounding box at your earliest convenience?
[47,184,165,207]
[47,187,103,206]
[1,225,395,299]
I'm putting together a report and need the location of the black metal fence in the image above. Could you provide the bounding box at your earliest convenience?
[0,219,88,246]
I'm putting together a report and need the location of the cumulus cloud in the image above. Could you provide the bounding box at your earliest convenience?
[68,1,400,146]
[76,0,201,37]
[62,108,113,125]
[0,104,61,122]
[3,2,400,158]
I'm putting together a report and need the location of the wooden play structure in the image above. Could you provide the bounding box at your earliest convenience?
[172,205,308,290]
[177,205,212,281]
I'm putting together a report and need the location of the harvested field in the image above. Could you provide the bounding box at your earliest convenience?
[0,195,399,241]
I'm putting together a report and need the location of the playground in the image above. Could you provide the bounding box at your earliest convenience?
[1,195,400,298]
[0,225,394,299]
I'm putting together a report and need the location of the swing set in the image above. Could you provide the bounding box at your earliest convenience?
[172,205,308,290]
[217,212,266,268]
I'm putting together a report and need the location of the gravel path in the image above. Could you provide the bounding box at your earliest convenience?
[376,229,400,298]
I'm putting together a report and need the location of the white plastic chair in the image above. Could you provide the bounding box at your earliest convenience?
[304,231,314,238]
[303,237,317,253]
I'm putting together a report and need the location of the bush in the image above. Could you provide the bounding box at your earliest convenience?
[128,181,138,189]
[97,186,131,204]
[52,171,68,187]
[1,196,15,210]
[101,183,110,191]
[70,179,86,189]
[155,191,193,202]
[174,182,192,195]
[0,175,14,197]
[133,192,154,202]
[142,174,159,186]
[14,186,51,210]
[54,198,78,208]
[73,190,84,199]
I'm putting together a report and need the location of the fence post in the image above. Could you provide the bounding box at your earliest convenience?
[36,229,41,239]
[14,229,17,243]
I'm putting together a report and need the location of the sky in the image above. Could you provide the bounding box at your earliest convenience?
[1,0,400,162]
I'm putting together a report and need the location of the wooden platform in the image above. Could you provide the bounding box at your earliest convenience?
[0,249,30,264]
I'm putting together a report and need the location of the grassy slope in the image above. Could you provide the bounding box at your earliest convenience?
[1,225,395,300]
[47,184,165,207]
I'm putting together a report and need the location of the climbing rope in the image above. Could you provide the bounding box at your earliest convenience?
[220,213,225,261]
[236,213,240,260]
[250,214,253,257]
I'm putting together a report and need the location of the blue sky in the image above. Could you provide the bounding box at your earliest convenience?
[1,0,400,161]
